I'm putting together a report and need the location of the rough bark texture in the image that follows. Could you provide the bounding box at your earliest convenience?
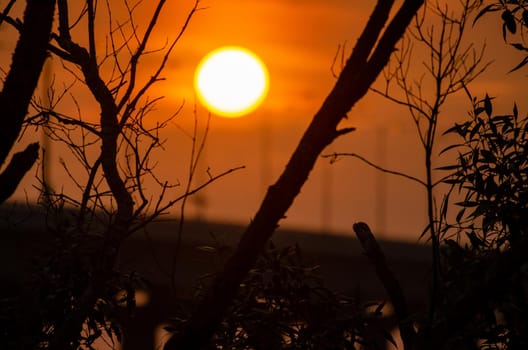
[163,1,425,349]
[0,0,56,203]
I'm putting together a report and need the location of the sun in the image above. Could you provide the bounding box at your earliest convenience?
[194,46,269,118]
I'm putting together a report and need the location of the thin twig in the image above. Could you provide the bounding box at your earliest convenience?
[0,0,16,28]
[129,165,245,234]
[322,152,427,186]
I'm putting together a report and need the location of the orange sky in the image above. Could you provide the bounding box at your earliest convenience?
[2,0,526,241]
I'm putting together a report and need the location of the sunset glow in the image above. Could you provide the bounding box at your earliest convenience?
[194,47,269,118]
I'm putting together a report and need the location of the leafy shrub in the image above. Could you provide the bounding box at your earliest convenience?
[171,242,394,350]
[436,95,528,349]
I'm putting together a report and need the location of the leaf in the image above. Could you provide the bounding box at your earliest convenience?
[103,322,118,344]
[419,222,432,240]
[196,245,217,253]
[456,201,479,207]
[511,42,528,51]
[469,120,482,140]
[489,117,498,135]
[374,301,386,315]
[480,149,496,163]
[502,9,517,34]
[112,323,122,342]
[382,328,397,347]
[484,94,493,117]
[473,4,500,25]
[436,164,460,170]
[444,178,461,184]
[509,55,528,72]
[440,193,450,220]
[444,239,464,256]
[439,143,465,155]
[443,123,462,135]
[456,208,466,223]
[474,106,486,117]
[466,231,483,248]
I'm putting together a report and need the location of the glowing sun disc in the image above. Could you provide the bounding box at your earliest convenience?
[194,46,269,118]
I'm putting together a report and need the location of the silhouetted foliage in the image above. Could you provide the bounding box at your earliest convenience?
[170,242,393,350]
[475,0,528,70]
[432,95,528,349]
[323,2,528,349]
[443,95,528,247]
[1,0,208,348]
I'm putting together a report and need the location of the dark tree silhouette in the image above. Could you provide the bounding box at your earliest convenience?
[0,0,55,203]
[0,1,219,348]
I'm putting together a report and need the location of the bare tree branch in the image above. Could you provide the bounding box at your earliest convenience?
[0,0,16,28]
[372,1,488,329]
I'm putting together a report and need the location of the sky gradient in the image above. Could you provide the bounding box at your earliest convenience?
[2,0,526,241]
